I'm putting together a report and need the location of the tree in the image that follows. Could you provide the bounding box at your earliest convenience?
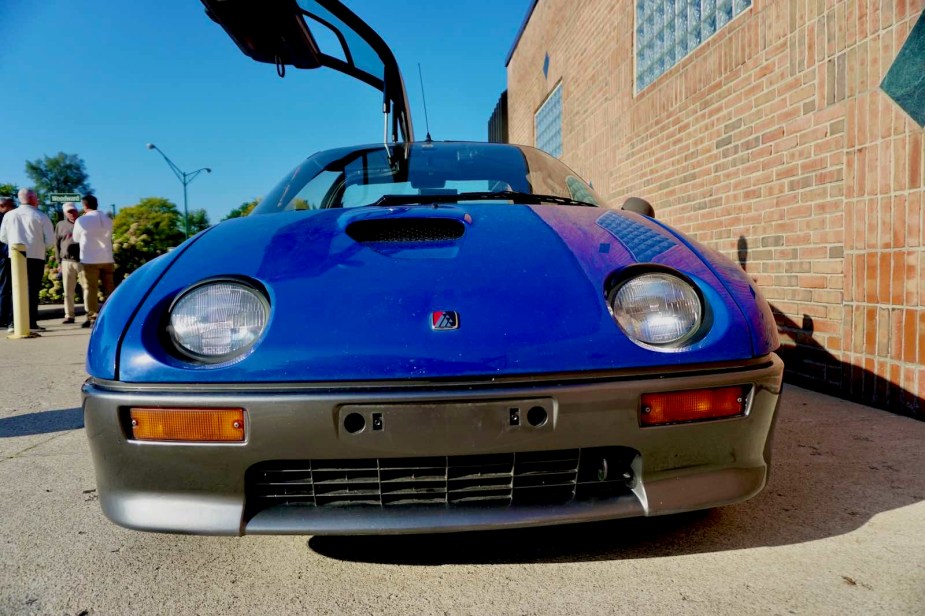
[24,152,92,204]
[0,182,18,198]
[223,198,260,220]
[187,208,211,235]
[112,197,185,276]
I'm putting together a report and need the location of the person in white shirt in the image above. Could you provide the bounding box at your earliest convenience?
[0,188,54,332]
[0,197,18,331]
[72,194,115,328]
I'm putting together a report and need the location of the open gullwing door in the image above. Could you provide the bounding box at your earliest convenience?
[201,0,414,143]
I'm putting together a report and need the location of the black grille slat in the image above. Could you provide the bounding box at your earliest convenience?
[448,477,513,490]
[449,493,514,505]
[257,493,315,500]
[347,218,465,243]
[245,447,635,512]
[514,472,578,488]
[380,484,447,495]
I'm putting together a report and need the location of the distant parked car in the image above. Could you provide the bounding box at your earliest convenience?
[83,0,782,535]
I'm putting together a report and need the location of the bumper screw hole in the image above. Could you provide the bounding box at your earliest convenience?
[527,406,548,427]
[344,413,366,434]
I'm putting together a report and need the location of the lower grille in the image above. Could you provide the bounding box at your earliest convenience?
[246,447,636,512]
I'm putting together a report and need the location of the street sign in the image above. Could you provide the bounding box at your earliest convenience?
[48,193,82,203]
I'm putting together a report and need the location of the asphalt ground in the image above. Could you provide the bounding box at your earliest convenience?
[1,314,923,615]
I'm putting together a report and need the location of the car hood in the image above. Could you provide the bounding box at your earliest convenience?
[111,205,761,383]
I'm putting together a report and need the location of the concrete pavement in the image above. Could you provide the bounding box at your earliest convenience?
[1,315,923,615]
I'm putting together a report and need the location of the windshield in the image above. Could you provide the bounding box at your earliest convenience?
[253,142,606,214]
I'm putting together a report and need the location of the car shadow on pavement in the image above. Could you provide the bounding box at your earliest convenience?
[0,408,84,438]
[308,399,925,564]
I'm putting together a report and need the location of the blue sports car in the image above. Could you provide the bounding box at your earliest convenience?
[83,0,783,535]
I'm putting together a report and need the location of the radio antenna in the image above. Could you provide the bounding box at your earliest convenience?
[417,63,432,142]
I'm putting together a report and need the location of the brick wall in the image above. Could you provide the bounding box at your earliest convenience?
[507,0,925,417]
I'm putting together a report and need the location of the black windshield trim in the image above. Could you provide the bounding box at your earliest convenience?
[371,191,598,208]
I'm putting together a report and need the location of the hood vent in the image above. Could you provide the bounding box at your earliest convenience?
[346,218,465,243]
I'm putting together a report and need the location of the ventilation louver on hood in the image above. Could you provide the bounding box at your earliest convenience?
[346,218,466,243]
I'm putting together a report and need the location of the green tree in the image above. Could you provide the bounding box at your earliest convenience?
[112,197,185,276]
[0,182,18,198]
[187,208,211,235]
[24,152,92,206]
[223,198,260,220]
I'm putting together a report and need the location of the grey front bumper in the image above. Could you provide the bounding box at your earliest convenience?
[83,354,783,535]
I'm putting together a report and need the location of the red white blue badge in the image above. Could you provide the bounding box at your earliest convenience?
[431,311,459,330]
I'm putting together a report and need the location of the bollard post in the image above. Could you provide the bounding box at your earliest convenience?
[7,243,38,339]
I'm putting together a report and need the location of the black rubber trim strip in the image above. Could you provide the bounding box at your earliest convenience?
[89,354,778,395]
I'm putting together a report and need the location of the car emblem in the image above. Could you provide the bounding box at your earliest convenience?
[431,311,459,330]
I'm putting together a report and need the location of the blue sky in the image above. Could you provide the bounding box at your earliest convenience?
[0,0,530,221]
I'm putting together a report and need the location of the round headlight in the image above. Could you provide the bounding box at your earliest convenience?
[169,280,269,361]
[610,272,702,347]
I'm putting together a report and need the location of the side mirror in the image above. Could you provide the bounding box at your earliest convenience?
[621,197,655,218]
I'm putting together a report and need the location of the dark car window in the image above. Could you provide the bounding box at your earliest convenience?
[254,142,606,214]
[297,1,385,83]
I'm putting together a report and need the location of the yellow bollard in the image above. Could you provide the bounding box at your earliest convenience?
[7,243,38,339]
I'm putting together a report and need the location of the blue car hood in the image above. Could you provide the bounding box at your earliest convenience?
[111,205,761,383]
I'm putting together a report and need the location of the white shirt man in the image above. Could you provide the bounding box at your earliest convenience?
[73,209,114,264]
[0,189,53,331]
[72,195,115,327]
[0,191,53,260]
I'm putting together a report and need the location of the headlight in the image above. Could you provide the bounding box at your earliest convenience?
[610,272,702,348]
[169,280,269,361]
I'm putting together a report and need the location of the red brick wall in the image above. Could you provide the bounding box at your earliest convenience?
[507,0,925,417]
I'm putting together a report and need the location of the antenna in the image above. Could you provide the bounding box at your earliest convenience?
[417,63,432,142]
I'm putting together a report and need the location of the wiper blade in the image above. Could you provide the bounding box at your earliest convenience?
[371,191,597,208]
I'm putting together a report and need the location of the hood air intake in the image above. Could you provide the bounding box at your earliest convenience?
[346,218,465,243]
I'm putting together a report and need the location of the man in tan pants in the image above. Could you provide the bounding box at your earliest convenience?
[55,202,82,323]
[73,195,115,328]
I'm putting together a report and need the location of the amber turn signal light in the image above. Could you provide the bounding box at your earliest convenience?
[640,386,747,426]
[129,408,245,442]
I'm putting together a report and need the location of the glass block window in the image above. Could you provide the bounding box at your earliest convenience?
[535,83,563,158]
[636,0,751,92]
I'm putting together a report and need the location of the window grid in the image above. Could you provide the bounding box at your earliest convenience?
[635,0,751,92]
[535,83,563,158]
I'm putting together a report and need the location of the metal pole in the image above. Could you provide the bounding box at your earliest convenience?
[146,145,207,241]
[182,175,189,239]
[7,243,37,339]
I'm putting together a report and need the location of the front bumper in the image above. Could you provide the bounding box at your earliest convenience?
[83,354,783,535]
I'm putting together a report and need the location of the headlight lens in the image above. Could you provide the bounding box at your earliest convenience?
[169,281,269,360]
[610,272,702,347]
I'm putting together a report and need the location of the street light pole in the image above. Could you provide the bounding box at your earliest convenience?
[145,143,211,239]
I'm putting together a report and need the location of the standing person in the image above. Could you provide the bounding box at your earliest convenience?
[55,202,82,324]
[0,197,17,332]
[0,189,54,332]
[72,194,114,328]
